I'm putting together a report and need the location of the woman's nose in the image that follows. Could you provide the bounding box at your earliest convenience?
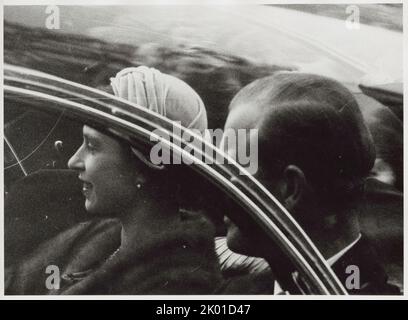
[67,147,85,171]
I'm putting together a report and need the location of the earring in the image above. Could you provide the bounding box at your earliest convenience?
[136,183,142,189]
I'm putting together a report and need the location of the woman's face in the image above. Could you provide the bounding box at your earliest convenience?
[68,125,141,216]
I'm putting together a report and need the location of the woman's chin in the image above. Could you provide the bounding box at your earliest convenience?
[84,200,93,213]
[84,199,98,214]
[84,200,118,217]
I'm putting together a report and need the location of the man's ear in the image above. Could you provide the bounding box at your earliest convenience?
[281,165,307,211]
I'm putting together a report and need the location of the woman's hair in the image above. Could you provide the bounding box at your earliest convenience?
[229,72,376,207]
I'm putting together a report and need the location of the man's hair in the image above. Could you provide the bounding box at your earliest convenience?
[229,72,376,207]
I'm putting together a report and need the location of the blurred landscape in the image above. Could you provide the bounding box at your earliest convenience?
[4,22,289,130]
[274,4,403,32]
[4,4,403,129]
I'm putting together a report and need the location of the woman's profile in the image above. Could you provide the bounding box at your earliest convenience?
[6,66,222,295]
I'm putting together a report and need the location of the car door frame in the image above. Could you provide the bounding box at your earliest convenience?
[4,64,348,295]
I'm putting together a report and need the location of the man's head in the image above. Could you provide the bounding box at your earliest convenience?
[223,72,375,255]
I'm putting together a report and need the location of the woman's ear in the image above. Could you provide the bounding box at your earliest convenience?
[281,165,307,211]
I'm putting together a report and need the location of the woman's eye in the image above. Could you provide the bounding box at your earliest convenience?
[83,139,97,152]
[87,142,96,151]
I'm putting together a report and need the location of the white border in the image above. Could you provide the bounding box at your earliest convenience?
[1,0,406,301]
[0,0,405,5]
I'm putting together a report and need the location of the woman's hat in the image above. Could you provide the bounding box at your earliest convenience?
[110,66,207,132]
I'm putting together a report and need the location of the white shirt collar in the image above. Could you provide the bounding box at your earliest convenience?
[326,233,362,266]
[274,233,362,294]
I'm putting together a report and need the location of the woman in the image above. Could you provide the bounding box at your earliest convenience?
[6,66,222,295]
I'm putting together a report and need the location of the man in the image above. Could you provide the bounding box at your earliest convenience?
[221,72,400,295]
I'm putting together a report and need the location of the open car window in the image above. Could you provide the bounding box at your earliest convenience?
[4,65,348,295]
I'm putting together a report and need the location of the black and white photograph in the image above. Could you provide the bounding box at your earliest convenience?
[2,1,404,298]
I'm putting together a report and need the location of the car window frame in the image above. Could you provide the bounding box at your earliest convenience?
[4,64,348,295]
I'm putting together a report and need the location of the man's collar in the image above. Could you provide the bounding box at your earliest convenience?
[327,233,362,266]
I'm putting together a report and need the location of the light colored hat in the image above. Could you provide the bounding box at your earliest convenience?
[110,66,208,170]
[110,66,207,131]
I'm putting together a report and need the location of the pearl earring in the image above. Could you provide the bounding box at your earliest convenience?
[136,183,142,189]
